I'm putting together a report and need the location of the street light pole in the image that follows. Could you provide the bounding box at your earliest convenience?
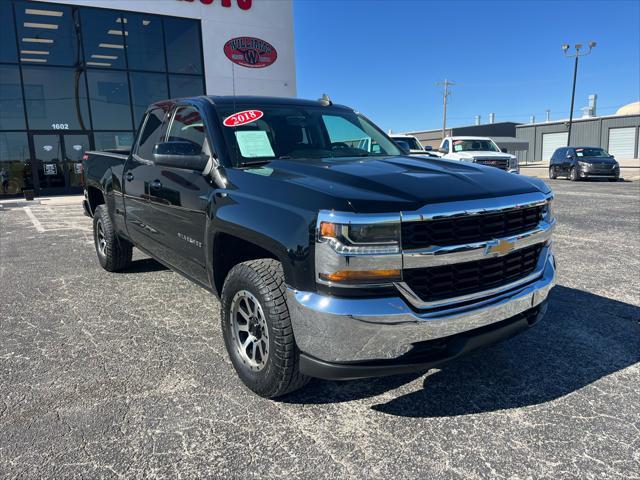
[562,41,596,147]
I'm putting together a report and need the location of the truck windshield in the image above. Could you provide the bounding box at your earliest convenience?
[453,140,500,152]
[392,137,422,150]
[217,104,402,165]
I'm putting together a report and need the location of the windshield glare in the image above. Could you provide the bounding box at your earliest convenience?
[575,148,609,158]
[218,105,402,165]
[453,139,500,152]
[393,137,421,150]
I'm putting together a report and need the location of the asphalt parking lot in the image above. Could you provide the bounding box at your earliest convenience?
[1,179,639,479]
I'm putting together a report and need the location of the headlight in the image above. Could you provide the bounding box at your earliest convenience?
[509,157,519,169]
[543,197,555,223]
[578,161,590,168]
[316,212,401,286]
[319,221,399,254]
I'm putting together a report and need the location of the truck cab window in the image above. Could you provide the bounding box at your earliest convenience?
[167,106,206,154]
[137,109,167,159]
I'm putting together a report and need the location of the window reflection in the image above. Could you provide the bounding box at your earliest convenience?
[0,132,32,196]
[81,8,127,69]
[169,75,205,99]
[94,132,135,152]
[0,1,18,63]
[22,66,90,130]
[87,69,132,130]
[130,72,168,127]
[164,18,203,74]
[124,13,166,72]
[15,1,82,67]
[0,66,26,130]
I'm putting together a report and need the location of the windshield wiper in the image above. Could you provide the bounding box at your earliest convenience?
[241,159,273,167]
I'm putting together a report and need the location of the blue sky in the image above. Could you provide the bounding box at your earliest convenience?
[293,0,640,133]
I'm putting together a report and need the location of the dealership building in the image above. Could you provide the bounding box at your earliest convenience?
[0,0,295,197]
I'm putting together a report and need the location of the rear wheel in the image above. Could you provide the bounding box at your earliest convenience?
[221,259,309,398]
[548,166,557,179]
[93,205,132,272]
[569,167,580,181]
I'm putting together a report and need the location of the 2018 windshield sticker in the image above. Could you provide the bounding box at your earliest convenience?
[223,110,264,127]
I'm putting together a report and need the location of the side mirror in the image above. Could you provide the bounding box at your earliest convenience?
[153,141,209,171]
[501,147,508,153]
[438,147,448,154]
[610,155,615,159]
[423,145,433,151]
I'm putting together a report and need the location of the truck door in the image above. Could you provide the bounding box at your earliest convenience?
[123,107,169,254]
[145,105,211,284]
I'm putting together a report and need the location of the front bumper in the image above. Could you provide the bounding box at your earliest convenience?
[288,250,556,379]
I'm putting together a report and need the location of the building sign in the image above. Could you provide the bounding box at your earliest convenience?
[224,37,277,68]
[43,164,57,176]
[177,0,252,10]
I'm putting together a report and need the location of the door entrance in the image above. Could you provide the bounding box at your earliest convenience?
[29,132,92,195]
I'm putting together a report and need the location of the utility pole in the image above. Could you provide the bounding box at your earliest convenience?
[436,79,457,139]
[562,41,596,146]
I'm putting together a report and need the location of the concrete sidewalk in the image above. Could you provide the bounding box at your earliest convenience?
[0,194,82,209]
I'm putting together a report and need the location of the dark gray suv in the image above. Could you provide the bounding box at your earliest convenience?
[549,146,620,181]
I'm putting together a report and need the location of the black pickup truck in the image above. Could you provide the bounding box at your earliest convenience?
[83,96,557,398]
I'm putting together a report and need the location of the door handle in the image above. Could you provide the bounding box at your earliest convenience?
[150,180,162,189]
[125,172,134,181]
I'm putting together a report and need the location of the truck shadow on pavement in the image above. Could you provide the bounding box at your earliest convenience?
[285,286,640,415]
[120,258,169,274]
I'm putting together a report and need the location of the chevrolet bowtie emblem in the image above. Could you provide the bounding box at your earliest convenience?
[485,239,516,255]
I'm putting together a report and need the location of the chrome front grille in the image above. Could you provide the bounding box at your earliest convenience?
[403,243,543,303]
[474,157,510,170]
[398,192,554,309]
[401,205,544,249]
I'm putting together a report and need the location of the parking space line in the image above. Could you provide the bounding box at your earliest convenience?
[23,207,45,233]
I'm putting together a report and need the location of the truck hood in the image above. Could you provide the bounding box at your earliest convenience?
[237,155,547,213]
[455,151,514,159]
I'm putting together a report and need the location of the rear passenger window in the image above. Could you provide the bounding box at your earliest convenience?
[137,108,166,159]
[167,106,205,153]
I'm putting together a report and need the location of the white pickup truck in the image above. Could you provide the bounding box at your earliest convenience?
[436,136,519,173]
[389,134,437,157]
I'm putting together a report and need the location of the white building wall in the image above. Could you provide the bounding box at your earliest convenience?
[33,0,296,98]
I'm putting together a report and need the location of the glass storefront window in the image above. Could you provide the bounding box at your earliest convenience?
[0,65,26,130]
[130,72,168,128]
[81,8,127,70]
[124,13,166,72]
[15,1,82,67]
[0,132,32,196]
[94,132,135,152]
[87,69,132,130]
[169,75,206,99]
[164,17,203,75]
[22,65,91,130]
[0,1,18,63]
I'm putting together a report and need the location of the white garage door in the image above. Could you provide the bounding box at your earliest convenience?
[541,132,568,162]
[608,127,636,159]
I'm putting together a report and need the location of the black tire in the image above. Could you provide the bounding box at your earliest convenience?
[608,177,618,182]
[93,205,133,272]
[549,166,557,179]
[569,167,580,181]
[221,259,310,398]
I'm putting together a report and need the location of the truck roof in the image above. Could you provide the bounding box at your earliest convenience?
[446,136,494,141]
[151,95,353,111]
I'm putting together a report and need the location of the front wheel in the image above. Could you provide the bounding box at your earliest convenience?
[549,166,557,179]
[570,167,580,181]
[221,259,310,398]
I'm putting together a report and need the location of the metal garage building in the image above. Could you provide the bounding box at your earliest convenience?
[515,109,640,164]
